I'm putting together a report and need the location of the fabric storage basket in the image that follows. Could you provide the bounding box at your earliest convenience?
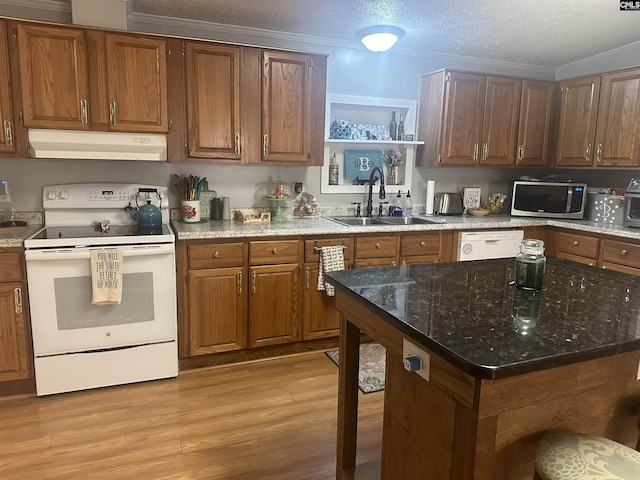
[587,193,626,224]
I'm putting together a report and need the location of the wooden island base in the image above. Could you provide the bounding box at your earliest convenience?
[335,293,640,480]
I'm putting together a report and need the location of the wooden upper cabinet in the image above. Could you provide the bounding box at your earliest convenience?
[439,71,485,166]
[105,33,168,133]
[0,21,15,153]
[261,50,311,164]
[515,80,554,166]
[480,76,521,166]
[185,42,241,161]
[593,67,640,168]
[554,75,600,167]
[15,23,89,130]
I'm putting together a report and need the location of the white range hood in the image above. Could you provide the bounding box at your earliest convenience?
[28,129,168,161]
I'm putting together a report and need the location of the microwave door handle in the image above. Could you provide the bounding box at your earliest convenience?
[566,188,573,213]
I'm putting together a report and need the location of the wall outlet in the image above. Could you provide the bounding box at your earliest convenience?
[0,179,9,202]
[403,338,430,382]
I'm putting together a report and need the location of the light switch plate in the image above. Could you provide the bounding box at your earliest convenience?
[403,338,430,381]
[0,193,10,203]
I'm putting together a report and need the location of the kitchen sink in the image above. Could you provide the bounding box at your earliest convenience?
[326,216,443,227]
[325,216,385,226]
[376,216,439,225]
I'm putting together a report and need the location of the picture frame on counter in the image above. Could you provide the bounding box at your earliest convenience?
[462,187,482,210]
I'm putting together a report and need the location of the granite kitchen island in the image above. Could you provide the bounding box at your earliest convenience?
[327,258,640,480]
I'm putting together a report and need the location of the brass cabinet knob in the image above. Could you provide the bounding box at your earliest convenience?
[213,251,220,258]
[621,249,628,256]
[375,243,381,249]
[572,240,579,246]
[420,241,426,247]
[272,247,278,254]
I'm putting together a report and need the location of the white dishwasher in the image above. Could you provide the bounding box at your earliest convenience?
[457,230,524,261]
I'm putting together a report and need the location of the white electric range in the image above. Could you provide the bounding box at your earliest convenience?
[24,183,177,396]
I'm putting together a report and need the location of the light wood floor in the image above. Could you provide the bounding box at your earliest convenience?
[0,352,383,480]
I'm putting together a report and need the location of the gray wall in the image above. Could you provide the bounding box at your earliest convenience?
[0,5,638,214]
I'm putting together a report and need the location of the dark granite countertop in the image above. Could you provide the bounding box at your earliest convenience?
[326,258,640,380]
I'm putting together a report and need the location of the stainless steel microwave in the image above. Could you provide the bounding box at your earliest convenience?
[510,181,587,219]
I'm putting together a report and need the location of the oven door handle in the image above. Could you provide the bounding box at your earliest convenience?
[25,244,175,261]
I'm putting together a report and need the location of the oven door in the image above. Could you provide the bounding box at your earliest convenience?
[25,243,176,356]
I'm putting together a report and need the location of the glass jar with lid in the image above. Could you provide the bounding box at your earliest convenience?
[514,239,546,290]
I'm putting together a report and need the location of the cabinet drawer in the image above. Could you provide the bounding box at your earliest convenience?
[0,253,22,282]
[556,232,599,259]
[250,240,299,265]
[188,243,244,269]
[400,233,440,257]
[354,236,398,259]
[602,240,640,269]
[304,237,352,263]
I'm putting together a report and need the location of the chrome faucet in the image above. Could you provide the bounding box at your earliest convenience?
[365,167,385,217]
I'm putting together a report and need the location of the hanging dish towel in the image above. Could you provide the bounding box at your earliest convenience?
[90,249,124,305]
[317,245,344,297]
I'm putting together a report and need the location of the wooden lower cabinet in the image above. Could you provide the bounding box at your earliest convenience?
[180,231,448,360]
[554,231,599,266]
[601,239,640,275]
[249,263,300,347]
[353,235,399,268]
[0,282,29,382]
[0,251,30,383]
[188,267,247,354]
[302,236,353,340]
[400,232,441,265]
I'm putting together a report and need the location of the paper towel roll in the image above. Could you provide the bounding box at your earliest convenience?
[425,179,435,215]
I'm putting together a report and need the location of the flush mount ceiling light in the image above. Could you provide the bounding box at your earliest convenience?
[358,25,404,52]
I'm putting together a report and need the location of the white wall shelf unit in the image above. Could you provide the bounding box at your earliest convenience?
[321,94,423,194]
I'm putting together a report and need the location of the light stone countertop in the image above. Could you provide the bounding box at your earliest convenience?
[4,214,640,247]
[171,214,640,241]
[0,211,43,248]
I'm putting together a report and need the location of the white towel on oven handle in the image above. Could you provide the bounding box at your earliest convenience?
[316,245,344,297]
[90,249,123,305]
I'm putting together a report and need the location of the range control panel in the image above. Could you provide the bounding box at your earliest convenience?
[42,183,169,209]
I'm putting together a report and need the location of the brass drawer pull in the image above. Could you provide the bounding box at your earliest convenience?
[420,241,426,247]
[237,272,243,294]
[213,251,220,258]
[375,243,381,249]
[572,240,579,246]
[251,270,256,293]
[272,247,278,254]
[621,249,628,256]
[305,267,310,289]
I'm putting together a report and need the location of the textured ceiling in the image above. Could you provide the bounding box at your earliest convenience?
[129,0,640,67]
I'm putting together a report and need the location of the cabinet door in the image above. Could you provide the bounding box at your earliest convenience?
[15,23,89,129]
[439,72,485,166]
[106,34,168,133]
[0,21,15,153]
[303,265,340,340]
[186,42,241,161]
[249,264,300,347]
[0,283,29,382]
[188,267,247,355]
[262,50,311,164]
[516,80,554,166]
[554,75,600,167]
[593,67,640,168]
[480,76,521,166]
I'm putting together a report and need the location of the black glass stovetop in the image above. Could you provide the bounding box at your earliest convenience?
[32,224,171,240]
